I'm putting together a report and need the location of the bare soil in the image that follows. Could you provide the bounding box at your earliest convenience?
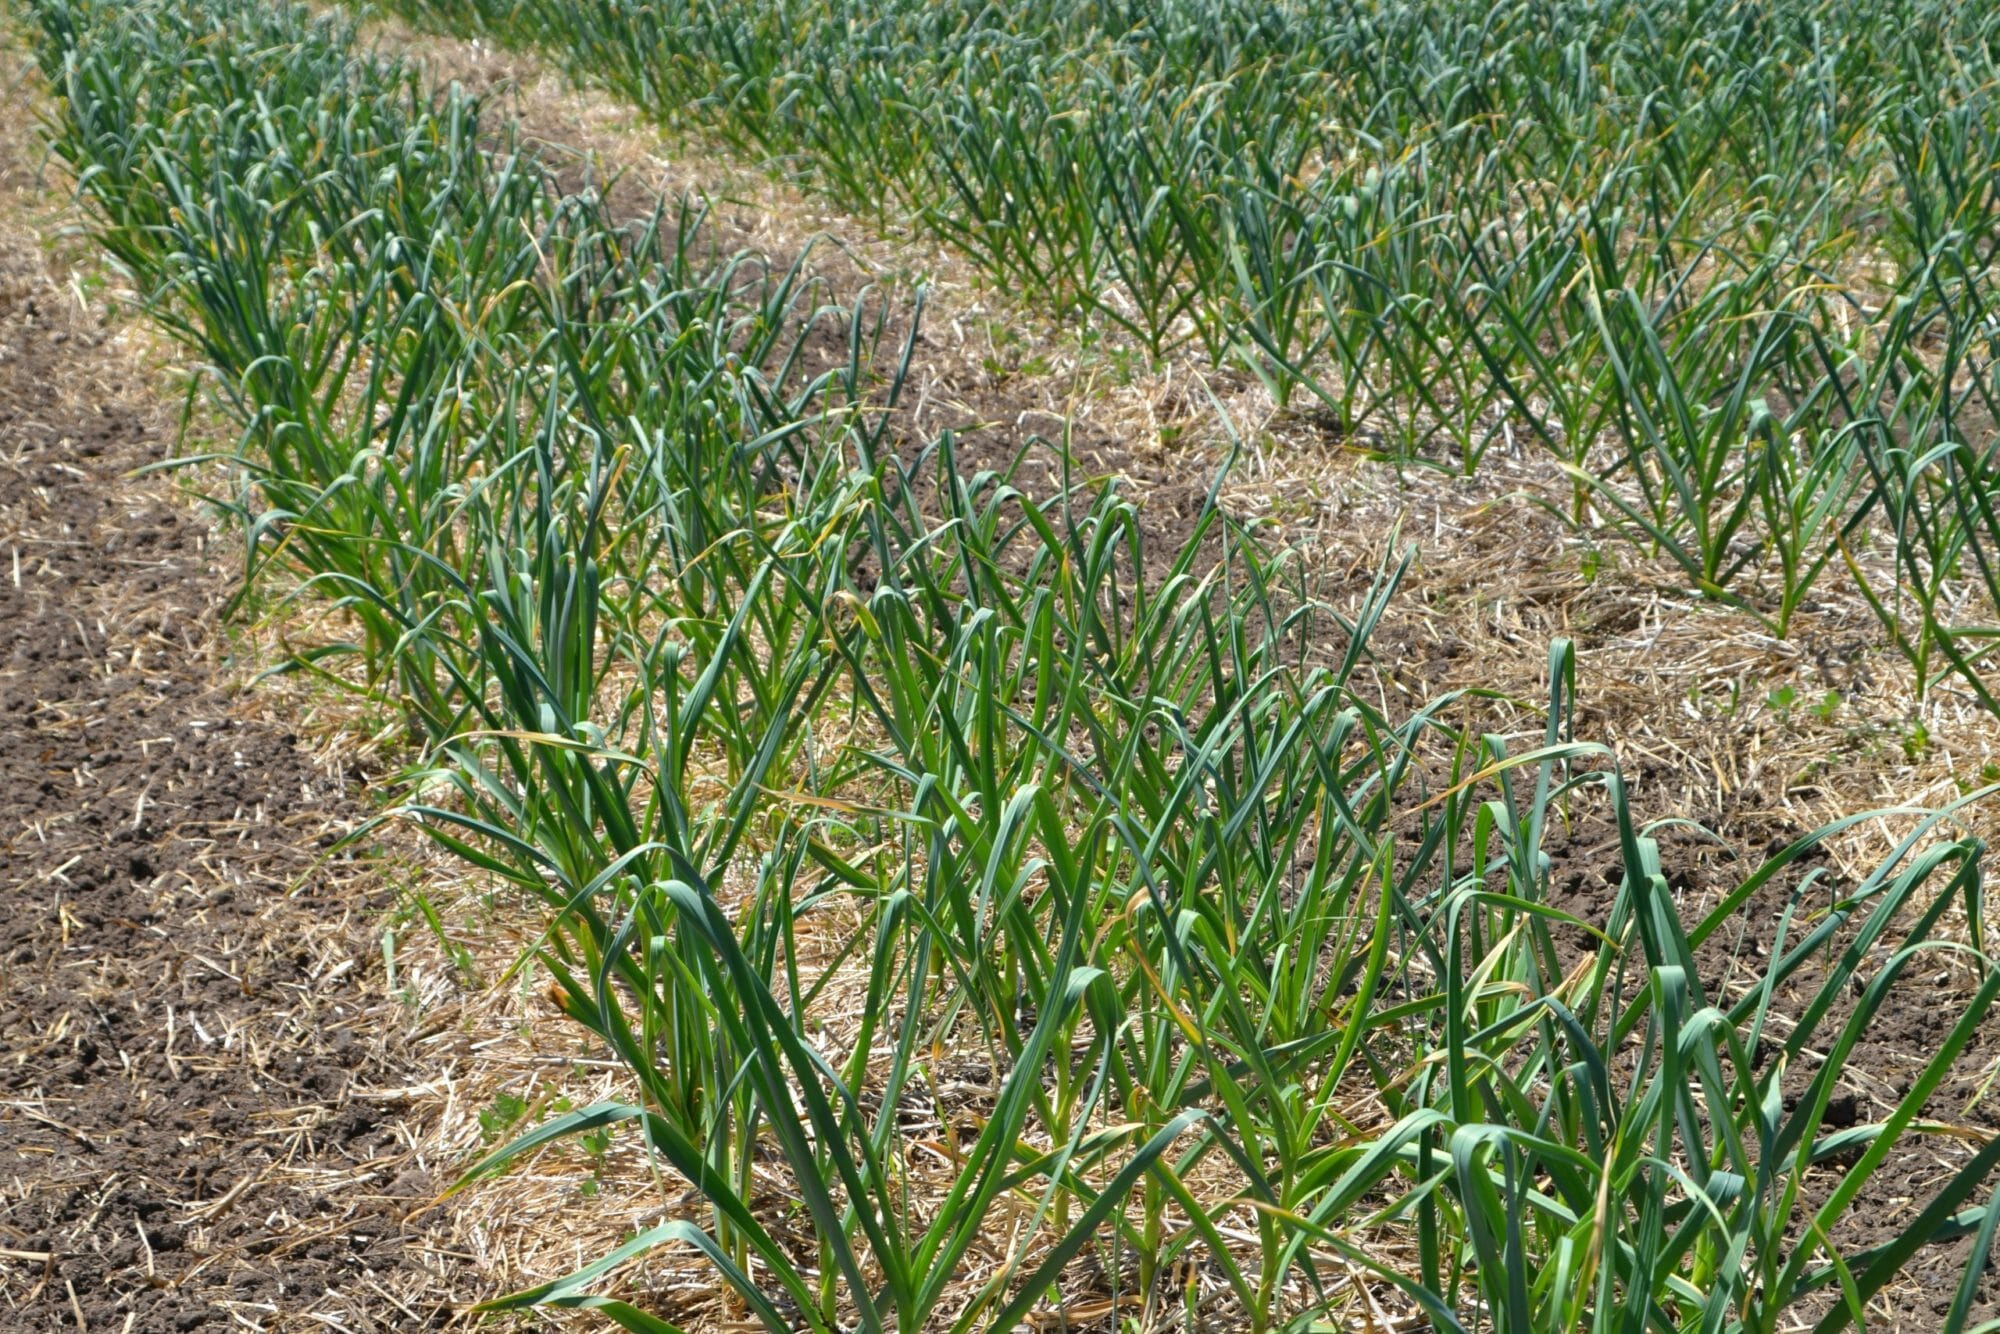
[0,75,442,1331]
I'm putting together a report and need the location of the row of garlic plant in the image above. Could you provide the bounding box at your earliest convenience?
[388,0,2000,709]
[29,0,2000,1328]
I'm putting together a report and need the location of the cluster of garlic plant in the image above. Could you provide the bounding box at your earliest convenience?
[29,0,2000,1328]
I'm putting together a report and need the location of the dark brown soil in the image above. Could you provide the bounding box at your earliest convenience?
[0,113,441,1332]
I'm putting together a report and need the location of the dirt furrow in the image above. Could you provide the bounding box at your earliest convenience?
[0,60,444,1333]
